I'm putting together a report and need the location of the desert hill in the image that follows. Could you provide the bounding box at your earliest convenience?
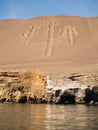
[0,16,98,69]
[0,16,98,104]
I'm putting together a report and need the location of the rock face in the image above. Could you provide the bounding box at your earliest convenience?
[45,76,87,104]
[0,71,98,104]
[45,74,98,104]
[67,72,98,87]
[84,87,98,104]
[0,71,46,103]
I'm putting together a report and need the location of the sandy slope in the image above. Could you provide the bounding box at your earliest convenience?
[0,16,98,70]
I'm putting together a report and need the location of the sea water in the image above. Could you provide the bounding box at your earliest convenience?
[0,104,98,130]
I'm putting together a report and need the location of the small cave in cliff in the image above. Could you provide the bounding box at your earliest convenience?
[58,91,75,104]
[18,95,27,103]
[84,88,98,104]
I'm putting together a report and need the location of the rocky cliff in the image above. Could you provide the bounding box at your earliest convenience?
[0,70,98,104]
[0,71,46,103]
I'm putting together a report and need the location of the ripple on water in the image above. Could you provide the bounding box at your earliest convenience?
[0,104,98,130]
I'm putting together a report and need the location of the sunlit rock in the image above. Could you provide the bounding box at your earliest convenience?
[45,76,88,104]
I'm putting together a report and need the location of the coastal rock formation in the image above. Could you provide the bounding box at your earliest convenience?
[45,74,98,104]
[0,71,46,103]
[45,76,88,104]
[0,70,98,104]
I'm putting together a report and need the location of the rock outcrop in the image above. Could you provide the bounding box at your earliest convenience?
[0,71,46,103]
[45,73,98,105]
[0,70,98,104]
[45,76,87,104]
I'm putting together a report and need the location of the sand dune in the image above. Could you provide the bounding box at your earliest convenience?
[0,16,98,70]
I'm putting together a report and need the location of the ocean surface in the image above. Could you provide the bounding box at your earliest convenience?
[0,104,98,130]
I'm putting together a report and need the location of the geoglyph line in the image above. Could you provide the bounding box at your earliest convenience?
[55,25,78,45]
[22,23,79,56]
[24,26,37,45]
[45,23,54,57]
[68,25,73,45]
[24,26,35,44]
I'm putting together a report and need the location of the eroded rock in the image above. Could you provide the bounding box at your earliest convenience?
[0,71,98,104]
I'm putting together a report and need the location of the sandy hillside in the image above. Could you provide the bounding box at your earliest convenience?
[0,16,98,70]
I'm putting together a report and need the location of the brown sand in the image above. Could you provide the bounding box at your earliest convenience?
[0,16,98,72]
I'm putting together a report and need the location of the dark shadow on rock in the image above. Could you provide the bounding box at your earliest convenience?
[18,95,27,103]
[57,91,75,104]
